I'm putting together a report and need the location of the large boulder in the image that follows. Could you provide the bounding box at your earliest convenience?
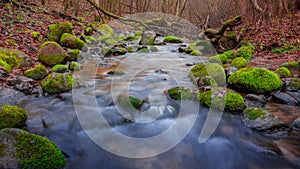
[0,48,31,73]
[38,42,68,66]
[24,64,48,80]
[139,31,156,45]
[41,73,74,94]
[189,63,226,87]
[228,67,282,93]
[0,105,28,130]
[242,108,285,131]
[0,128,67,169]
[48,21,73,42]
[198,88,246,112]
[60,33,86,50]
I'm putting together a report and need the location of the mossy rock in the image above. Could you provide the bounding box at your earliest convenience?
[69,61,81,71]
[167,86,193,100]
[0,105,28,130]
[190,50,202,56]
[198,88,246,112]
[84,27,93,36]
[286,78,300,91]
[275,67,291,78]
[41,73,74,94]
[24,64,48,80]
[242,108,285,131]
[117,94,144,110]
[97,24,114,35]
[137,48,151,53]
[31,32,40,40]
[163,36,184,43]
[231,57,247,68]
[38,41,67,66]
[48,21,73,42]
[280,61,300,69]
[112,47,127,55]
[0,48,30,72]
[150,46,158,52]
[190,63,226,86]
[127,46,138,53]
[235,43,255,61]
[208,50,233,64]
[228,67,282,93]
[107,70,125,75]
[66,49,80,61]
[105,38,118,46]
[82,35,97,44]
[52,64,68,73]
[139,31,156,45]
[60,33,86,50]
[0,128,67,169]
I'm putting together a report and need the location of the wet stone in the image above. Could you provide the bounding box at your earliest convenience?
[271,91,299,106]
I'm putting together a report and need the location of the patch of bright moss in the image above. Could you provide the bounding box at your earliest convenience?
[41,73,74,94]
[243,108,266,120]
[2,129,67,169]
[167,86,192,100]
[138,48,151,53]
[38,41,67,66]
[163,36,184,43]
[52,64,68,73]
[60,33,86,50]
[0,48,28,68]
[67,49,80,61]
[190,63,226,86]
[271,45,299,54]
[198,88,246,112]
[98,24,114,35]
[84,27,93,36]
[231,57,247,68]
[274,67,291,78]
[31,32,40,40]
[48,21,73,42]
[83,35,97,44]
[24,64,48,80]
[118,95,143,110]
[69,62,81,71]
[0,105,28,130]
[228,67,282,93]
[190,50,202,56]
[236,43,255,61]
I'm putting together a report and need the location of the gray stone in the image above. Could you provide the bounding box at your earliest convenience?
[139,31,156,45]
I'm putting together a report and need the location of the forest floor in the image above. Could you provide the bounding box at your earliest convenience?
[0,2,299,75]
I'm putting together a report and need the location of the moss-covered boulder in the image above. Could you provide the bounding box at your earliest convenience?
[0,48,30,73]
[274,67,291,78]
[139,31,156,45]
[163,36,184,43]
[190,63,226,86]
[198,88,246,112]
[0,128,67,169]
[0,105,28,130]
[242,108,285,131]
[230,57,247,68]
[24,64,48,80]
[228,67,282,93]
[41,73,74,94]
[286,78,300,91]
[235,43,255,61]
[48,21,73,42]
[38,42,67,66]
[117,94,144,111]
[52,64,68,73]
[190,50,202,56]
[69,61,81,71]
[208,50,233,64]
[60,33,86,50]
[167,86,193,100]
[66,49,80,61]
[280,61,300,69]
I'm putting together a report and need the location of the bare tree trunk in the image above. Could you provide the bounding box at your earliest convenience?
[250,0,263,13]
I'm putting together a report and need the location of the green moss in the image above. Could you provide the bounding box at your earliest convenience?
[84,27,93,36]
[138,48,151,53]
[98,24,114,35]
[0,51,19,73]
[225,31,238,39]
[163,36,184,43]
[167,87,192,100]
[0,143,7,156]
[236,43,255,61]
[190,50,202,56]
[243,108,266,120]
[190,63,226,86]
[0,59,12,73]
[38,41,67,66]
[281,62,299,69]
[52,64,68,73]
[41,73,74,94]
[24,64,48,80]
[209,50,234,64]
[2,129,67,169]
[0,105,28,130]
[228,67,282,93]
[0,48,27,68]
[118,95,143,110]
[69,61,81,71]
[127,46,136,53]
[31,32,40,40]
[107,70,125,75]
[150,46,158,52]
[287,78,300,91]
[98,35,109,42]
[231,57,247,68]
[48,21,73,42]
[195,40,210,47]
[271,45,299,54]
[67,49,80,61]
[83,35,97,44]
[274,67,291,78]
[198,88,246,112]
[60,33,86,50]
[105,38,118,45]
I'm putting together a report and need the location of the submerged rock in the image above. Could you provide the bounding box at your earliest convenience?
[242,108,286,131]
[139,31,156,45]
[0,128,67,169]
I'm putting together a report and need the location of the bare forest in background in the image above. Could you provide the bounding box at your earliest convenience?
[18,0,300,29]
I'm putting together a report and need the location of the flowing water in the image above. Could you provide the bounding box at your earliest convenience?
[17,44,300,169]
